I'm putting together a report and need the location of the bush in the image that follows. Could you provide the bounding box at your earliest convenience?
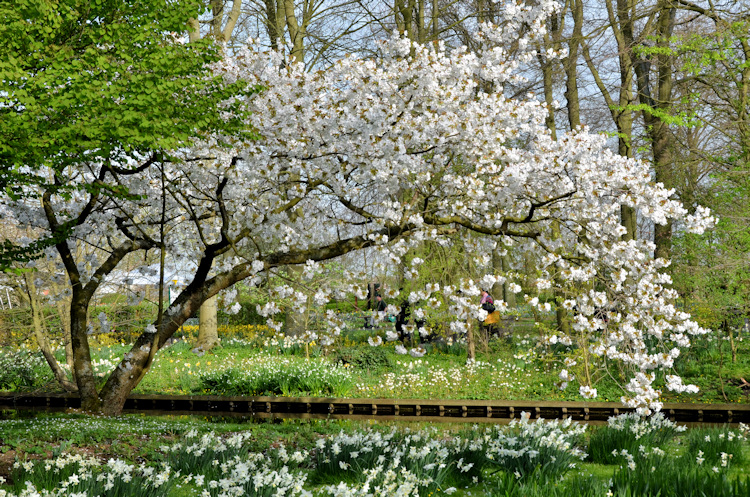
[11,453,178,496]
[325,299,357,314]
[310,427,482,490]
[89,301,158,340]
[0,349,54,391]
[217,300,270,326]
[332,346,392,371]
[483,412,588,482]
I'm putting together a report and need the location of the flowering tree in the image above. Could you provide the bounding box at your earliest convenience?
[2,0,714,415]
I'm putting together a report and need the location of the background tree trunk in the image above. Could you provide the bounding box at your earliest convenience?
[466,317,476,362]
[195,294,219,352]
[22,274,77,391]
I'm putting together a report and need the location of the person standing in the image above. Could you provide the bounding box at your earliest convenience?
[375,295,386,313]
[480,289,499,337]
[395,295,410,342]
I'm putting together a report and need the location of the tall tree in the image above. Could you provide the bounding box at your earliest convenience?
[669,1,750,329]
[630,0,678,260]
[3,1,714,416]
[0,0,251,410]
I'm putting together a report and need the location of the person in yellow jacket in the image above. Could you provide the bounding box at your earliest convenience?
[480,289,501,337]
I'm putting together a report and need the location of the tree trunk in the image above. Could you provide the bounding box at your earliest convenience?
[55,298,75,378]
[264,0,284,51]
[501,253,516,307]
[615,0,637,242]
[285,265,306,336]
[491,247,504,304]
[70,293,100,411]
[284,0,304,63]
[195,294,220,352]
[629,0,676,259]
[24,274,77,391]
[584,0,639,241]
[466,317,476,362]
[565,0,583,131]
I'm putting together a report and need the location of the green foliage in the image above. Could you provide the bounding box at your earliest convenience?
[1,413,750,496]
[10,455,178,496]
[160,430,254,481]
[486,470,608,497]
[198,357,354,397]
[587,412,685,465]
[9,453,98,493]
[309,427,482,489]
[483,415,587,482]
[609,451,750,497]
[684,426,747,468]
[0,0,256,269]
[325,299,357,314]
[667,19,750,339]
[91,301,158,338]
[332,346,392,371]
[0,350,53,390]
[218,300,272,326]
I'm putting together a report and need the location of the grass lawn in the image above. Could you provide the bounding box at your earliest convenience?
[3,312,750,404]
[119,316,750,406]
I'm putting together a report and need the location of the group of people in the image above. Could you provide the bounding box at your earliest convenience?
[365,291,426,343]
[363,285,502,341]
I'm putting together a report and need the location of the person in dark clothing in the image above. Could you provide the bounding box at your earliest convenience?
[375,295,386,313]
[395,299,410,342]
[363,283,382,329]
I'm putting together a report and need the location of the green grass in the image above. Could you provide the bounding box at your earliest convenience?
[3,314,750,405]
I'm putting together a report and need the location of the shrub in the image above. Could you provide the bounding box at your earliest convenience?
[332,346,392,371]
[325,299,357,314]
[161,429,256,481]
[0,349,54,391]
[90,301,158,340]
[310,427,482,490]
[10,453,176,496]
[217,300,270,326]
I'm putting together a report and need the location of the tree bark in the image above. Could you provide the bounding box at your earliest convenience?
[628,0,676,259]
[284,0,304,63]
[466,316,476,362]
[584,0,639,241]
[564,0,583,131]
[491,247,505,304]
[195,294,220,351]
[70,293,100,411]
[23,274,77,391]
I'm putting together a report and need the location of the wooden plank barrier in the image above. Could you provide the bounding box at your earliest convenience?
[1,392,748,425]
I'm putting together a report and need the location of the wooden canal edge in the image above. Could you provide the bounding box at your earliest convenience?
[2,392,749,426]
